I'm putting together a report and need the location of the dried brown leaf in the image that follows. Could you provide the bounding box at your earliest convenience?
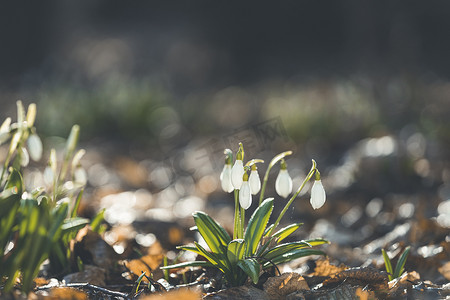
[263,273,309,300]
[312,258,349,277]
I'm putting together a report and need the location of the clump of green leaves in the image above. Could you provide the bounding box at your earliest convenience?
[0,101,98,293]
[382,246,410,281]
[162,144,329,287]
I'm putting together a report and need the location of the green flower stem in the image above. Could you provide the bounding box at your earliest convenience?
[267,159,317,237]
[233,189,240,239]
[240,206,245,238]
[259,170,270,206]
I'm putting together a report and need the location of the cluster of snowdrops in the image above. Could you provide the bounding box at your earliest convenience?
[163,143,329,287]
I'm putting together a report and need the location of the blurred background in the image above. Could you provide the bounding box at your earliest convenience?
[0,1,449,263]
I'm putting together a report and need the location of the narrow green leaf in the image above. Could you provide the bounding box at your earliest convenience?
[193,211,231,253]
[244,198,274,256]
[382,249,394,281]
[394,246,410,279]
[62,217,89,232]
[90,208,105,233]
[160,260,213,270]
[263,224,274,237]
[227,239,245,265]
[5,168,23,194]
[71,189,84,218]
[194,242,229,273]
[237,258,260,284]
[272,223,303,243]
[264,249,326,267]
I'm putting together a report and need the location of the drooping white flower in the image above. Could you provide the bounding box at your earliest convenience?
[220,164,234,193]
[275,169,293,198]
[231,159,244,189]
[239,179,252,210]
[249,168,261,195]
[310,179,326,209]
[27,133,43,161]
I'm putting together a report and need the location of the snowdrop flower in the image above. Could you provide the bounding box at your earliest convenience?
[231,143,245,189]
[310,171,326,209]
[220,161,234,193]
[239,172,252,209]
[275,159,292,198]
[248,165,261,195]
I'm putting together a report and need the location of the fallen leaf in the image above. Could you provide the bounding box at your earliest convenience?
[438,261,450,280]
[263,273,309,300]
[140,288,201,300]
[48,287,88,300]
[312,258,349,277]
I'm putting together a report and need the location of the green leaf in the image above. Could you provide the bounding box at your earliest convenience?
[194,242,230,274]
[5,168,23,195]
[272,223,303,243]
[160,260,213,270]
[381,249,394,281]
[263,239,328,261]
[227,239,245,265]
[177,245,204,256]
[71,189,84,218]
[62,217,89,232]
[393,246,410,279]
[244,198,274,256]
[193,211,231,253]
[90,208,105,233]
[263,224,274,237]
[264,249,326,267]
[237,258,260,284]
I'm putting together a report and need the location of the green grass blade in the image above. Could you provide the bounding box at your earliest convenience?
[382,248,394,281]
[244,198,274,256]
[394,246,410,279]
[237,258,260,284]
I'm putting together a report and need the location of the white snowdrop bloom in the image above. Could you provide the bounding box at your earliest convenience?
[74,167,88,186]
[19,147,30,167]
[310,179,326,209]
[231,159,244,189]
[249,169,261,195]
[275,169,293,198]
[239,180,252,210]
[27,133,43,161]
[220,164,234,193]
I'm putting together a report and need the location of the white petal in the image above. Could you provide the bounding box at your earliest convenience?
[231,160,244,190]
[220,164,234,193]
[239,181,252,209]
[19,147,29,167]
[310,180,326,209]
[249,170,261,195]
[27,134,43,161]
[74,167,88,185]
[275,169,293,198]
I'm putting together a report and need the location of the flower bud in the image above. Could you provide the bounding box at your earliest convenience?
[310,179,326,210]
[249,167,261,195]
[220,164,234,193]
